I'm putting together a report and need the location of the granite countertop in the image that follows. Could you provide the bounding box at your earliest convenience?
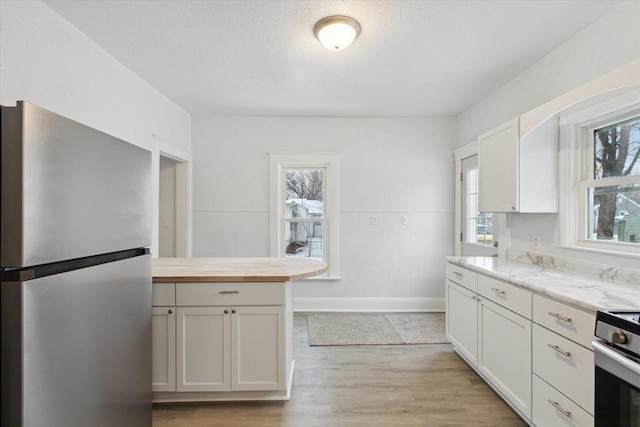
[152,257,328,283]
[446,256,640,313]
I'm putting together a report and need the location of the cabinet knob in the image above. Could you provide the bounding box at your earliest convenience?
[168,309,173,314]
[232,309,237,314]
[511,206,516,211]
[611,330,628,344]
[224,309,229,314]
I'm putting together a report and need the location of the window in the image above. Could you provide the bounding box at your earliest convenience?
[283,169,325,260]
[465,164,493,245]
[269,153,340,278]
[560,88,640,256]
[583,116,640,244]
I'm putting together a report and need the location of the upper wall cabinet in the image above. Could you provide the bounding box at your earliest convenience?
[478,116,558,213]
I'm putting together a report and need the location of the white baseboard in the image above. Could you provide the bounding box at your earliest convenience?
[293,297,445,312]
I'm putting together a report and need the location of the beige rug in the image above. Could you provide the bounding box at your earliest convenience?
[306,313,448,346]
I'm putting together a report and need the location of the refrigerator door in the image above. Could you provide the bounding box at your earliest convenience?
[1,102,152,268]
[1,254,152,427]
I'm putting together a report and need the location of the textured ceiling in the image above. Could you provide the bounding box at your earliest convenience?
[43,0,618,117]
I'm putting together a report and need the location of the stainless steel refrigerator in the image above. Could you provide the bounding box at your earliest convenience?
[1,102,153,426]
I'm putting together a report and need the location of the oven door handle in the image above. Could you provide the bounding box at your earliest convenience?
[593,340,640,378]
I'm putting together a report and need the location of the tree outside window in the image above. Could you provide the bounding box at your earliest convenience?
[589,116,640,244]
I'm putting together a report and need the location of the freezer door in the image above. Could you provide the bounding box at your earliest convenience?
[1,254,152,427]
[1,102,152,267]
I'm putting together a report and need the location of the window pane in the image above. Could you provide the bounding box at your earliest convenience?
[284,169,324,219]
[465,166,493,245]
[593,117,640,179]
[284,221,323,259]
[476,213,493,244]
[587,183,640,244]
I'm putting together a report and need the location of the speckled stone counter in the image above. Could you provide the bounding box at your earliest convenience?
[446,256,640,312]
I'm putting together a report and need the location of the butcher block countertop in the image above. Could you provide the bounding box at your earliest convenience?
[152,257,328,283]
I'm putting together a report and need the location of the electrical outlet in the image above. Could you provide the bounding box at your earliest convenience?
[532,235,540,249]
[401,215,408,225]
[371,216,377,225]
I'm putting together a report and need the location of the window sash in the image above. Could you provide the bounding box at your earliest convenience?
[578,172,640,246]
[269,152,340,278]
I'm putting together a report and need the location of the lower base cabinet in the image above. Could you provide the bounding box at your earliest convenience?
[152,306,176,392]
[532,374,593,427]
[446,262,596,427]
[232,306,286,391]
[478,298,531,419]
[176,305,285,392]
[177,306,230,391]
[445,280,478,366]
[152,281,293,401]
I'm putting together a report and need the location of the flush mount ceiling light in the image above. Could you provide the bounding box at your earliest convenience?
[313,16,361,51]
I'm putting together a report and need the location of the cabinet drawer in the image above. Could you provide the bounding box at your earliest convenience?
[176,282,285,306]
[532,325,594,414]
[153,282,176,306]
[478,275,531,319]
[446,263,477,292]
[533,295,595,348]
[532,374,593,427]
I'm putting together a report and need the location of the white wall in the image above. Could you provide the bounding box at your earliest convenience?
[192,116,456,311]
[456,1,640,270]
[0,1,191,153]
[457,1,640,148]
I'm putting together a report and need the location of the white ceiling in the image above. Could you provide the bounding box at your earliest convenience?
[43,0,618,117]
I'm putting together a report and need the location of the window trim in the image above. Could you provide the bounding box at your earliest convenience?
[558,88,640,257]
[269,153,340,278]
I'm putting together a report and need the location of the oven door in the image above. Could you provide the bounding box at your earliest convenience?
[593,340,640,427]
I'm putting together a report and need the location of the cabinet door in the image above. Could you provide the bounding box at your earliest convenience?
[478,118,519,212]
[176,306,230,392]
[446,280,478,367]
[478,297,532,419]
[231,306,285,391]
[152,306,176,392]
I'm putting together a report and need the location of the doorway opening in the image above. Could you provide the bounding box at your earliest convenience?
[153,138,191,258]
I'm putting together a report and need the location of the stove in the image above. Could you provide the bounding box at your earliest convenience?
[593,310,640,427]
[595,310,640,358]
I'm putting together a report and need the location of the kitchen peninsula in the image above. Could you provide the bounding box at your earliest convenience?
[151,257,327,402]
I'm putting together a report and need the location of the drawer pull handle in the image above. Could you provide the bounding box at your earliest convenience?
[491,287,506,295]
[548,344,571,358]
[453,271,463,277]
[547,399,571,418]
[220,290,240,294]
[548,312,572,323]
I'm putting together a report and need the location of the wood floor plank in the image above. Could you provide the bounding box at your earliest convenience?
[153,315,527,426]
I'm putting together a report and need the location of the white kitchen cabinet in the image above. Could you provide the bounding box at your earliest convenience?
[532,324,594,414]
[478,297,532,419]
[231,305,285,391]
[176,305,285,393]
[177,306,230,392]
[446,263,533,422]
[532,374,594,427]
[445,280,478,366]
[154,281,293,401]
[152,306,176,392]
[478,116,558,213]
[445,261,601,427]
[152,283,176,393]
[531,295,595,424]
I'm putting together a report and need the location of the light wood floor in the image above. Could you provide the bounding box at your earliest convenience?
[153,315,527,426]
